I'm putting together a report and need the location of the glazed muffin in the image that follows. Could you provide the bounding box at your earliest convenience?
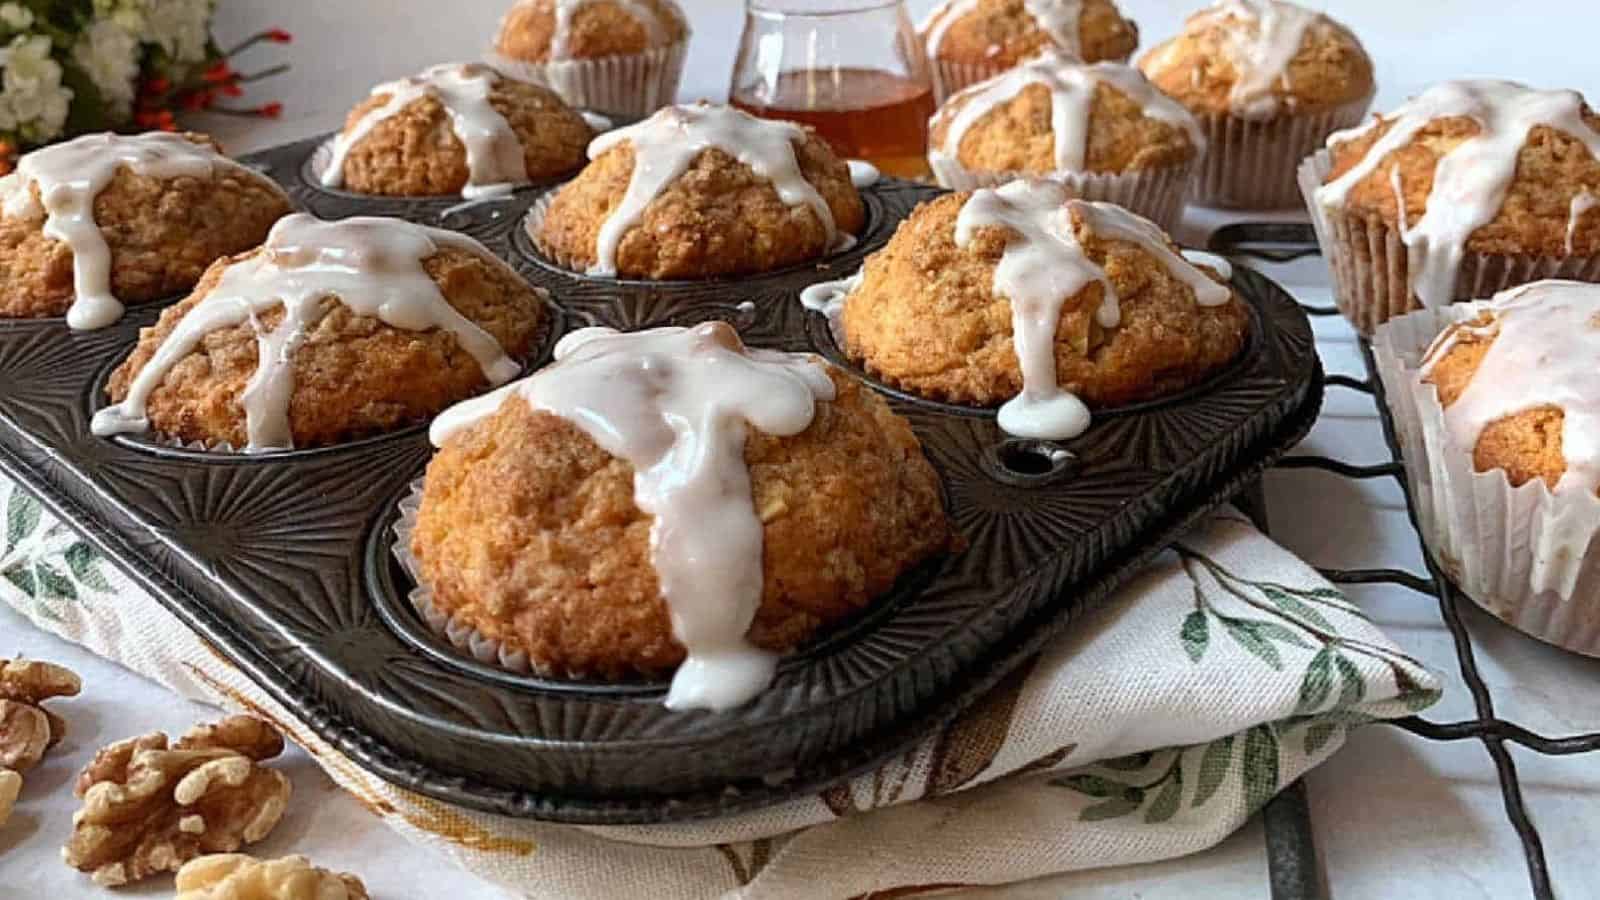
[488,0,690,118]
[0,131,290,329]
[536,103,866,279]
[1140,0,1373,209]
[1373,280,1600,655]
[410,323,950,707]
[829,180,1246,439]
[921,0,1139,101]
[321,63,592,198]
[94,214,544,451]
[928,51,1204,228]
[1305,80,1600,334]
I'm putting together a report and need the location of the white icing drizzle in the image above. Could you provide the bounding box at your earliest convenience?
[582,103,841,277]
[930,51,1204,172]
[1317,80,1600,309]
[1568,191,1598,256]
[0,132,288,331]
[922,0,1084,59]
[1419,280,1600,495]
[847,160,881,189]
[323,63,529,200]
[549,0,673,60]
[957,181,1229,440]
[430,323,836,712]
[799,270,862,337]
[1185,0,1325,120]
[93,214,521,451]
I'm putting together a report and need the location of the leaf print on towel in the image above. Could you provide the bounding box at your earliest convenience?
[1052,749,1185,824]
[716,836,784,887]
[926,655,1041,795]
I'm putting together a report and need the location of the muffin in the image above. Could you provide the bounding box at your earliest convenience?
[928,50,1204,229]
[0,131,290,330]
[93,214,545,451]
[407,322,950,709]
[1140,0,1373,209]
[321,62,592,199]
[824,180,1245,439]
[487,0,690,119]
[921,0,1139,102]
[535,103,867,279]
[1303,80,1600,334]
[1373,280,1600,656]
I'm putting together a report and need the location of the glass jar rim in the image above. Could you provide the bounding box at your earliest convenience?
[745,0,904,17]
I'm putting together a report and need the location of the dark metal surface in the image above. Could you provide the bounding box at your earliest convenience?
[0,136,1322,824]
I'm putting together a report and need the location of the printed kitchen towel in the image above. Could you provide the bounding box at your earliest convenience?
[0,480,1439,899]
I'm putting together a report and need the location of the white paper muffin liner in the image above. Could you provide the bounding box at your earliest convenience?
[522,190,588,274]
[1300,150,1600,336]
[927,152,1198,231]
[485,38,688,119]
[1187,94,1371,211]
[392,477,540,674]
[1372,305,1600,657]
[930,48,1135,105]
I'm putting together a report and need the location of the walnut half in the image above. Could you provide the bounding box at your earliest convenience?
[0,768,19,828]
[63,715,291,887]
[0,658,80,772]
[175,854,370,900]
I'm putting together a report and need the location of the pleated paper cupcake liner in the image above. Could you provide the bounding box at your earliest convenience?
[1372,305,1600,657]
[485,39,688,120]
[926,152,1198,231]
[1188,94,1371,211]
[1299,150,1600,336]
[522,190,591,275]
[929,49,1136,105]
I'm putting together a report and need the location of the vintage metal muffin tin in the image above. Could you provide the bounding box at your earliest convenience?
[0,134,1323,823]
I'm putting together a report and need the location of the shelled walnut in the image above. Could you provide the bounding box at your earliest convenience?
[0,658,80,771]
[175,854,371,900]
[0,768,19,827]
[63,715,291,887]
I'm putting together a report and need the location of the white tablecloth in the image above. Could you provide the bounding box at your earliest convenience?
[6,1,1600,896]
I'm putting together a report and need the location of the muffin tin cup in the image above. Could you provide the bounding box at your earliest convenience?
[1189,93,1372,210]
[484,38,688,120]
[1299,150,1600,336]
[926,152,1198,231]
[1372,306,1600,657]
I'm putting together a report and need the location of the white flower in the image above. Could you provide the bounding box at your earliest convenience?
[140,0,213,63]
[0,35,75,141]
[0,3,34,31]
[73,19,141,118]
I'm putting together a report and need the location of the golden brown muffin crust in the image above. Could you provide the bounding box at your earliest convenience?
[105,246,546,449]
[336,77,592,197]
[842,192,1249,408]
[411,368,951,680]
[932,80,1201,174]
[1326,115,1600,259]
[539,130,867,279]
[0,135,290,319]
[495,0,687,62]
[1138,4,1373,117]
[927,0,1138,67]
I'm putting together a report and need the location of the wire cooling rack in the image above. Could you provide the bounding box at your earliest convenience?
[1214,223,1600,900]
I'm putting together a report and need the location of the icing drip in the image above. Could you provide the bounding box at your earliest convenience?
[1568,191,1598,256]
[0,132,288,331]
[1419,280,1600,495]
[931,51,1204,172]
[1317,80,1600,309]
[923,0,1084,59]
[583,104,841,277]
[847,160,881,189]
[323,63,530,200]
[957,181,1229,440]
[799,271,862,336]
[429,323,836,712]
[1190,0,1324,120]
[93,214,521,451]
[549,0,672,60]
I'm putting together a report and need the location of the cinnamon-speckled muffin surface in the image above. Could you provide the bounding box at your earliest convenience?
[923,0,1138,67]
[495,0,688,62]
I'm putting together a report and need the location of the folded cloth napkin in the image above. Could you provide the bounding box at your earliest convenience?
[0,476,1439,899]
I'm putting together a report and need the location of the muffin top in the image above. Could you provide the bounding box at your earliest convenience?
[419,323,949,708]
[1318,80,1600,309]
[0,131,290,328]
[323,63,592,198]
[929,50,1203,175]
[922,0,1138,68]
[1420,280,1600,495]
[494,0,688,62]
[95,214,544,451]
[537,103,866,279]
[1138,0,1372,120]
[833,181,1246,439]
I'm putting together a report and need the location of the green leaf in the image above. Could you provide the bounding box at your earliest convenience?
[1181,610,1209,663]
[1242,725,1281,814]
[3,564,37,597]
[64,541,112,593]
[1297,646,1335,714]
[1079,795,1143,822]
[1222,619,1284,669]
[1192,735,1234,808]
[1144,766,1184,824]
[1251,621,1314,649]
[6,490,41,554]
[1304,722,1339,756]
[34,561,76,601]
[1101,752,1155,772]
[1335,653,1366,707]
[1052,774,1125,798]
[1262,586,1335,632]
